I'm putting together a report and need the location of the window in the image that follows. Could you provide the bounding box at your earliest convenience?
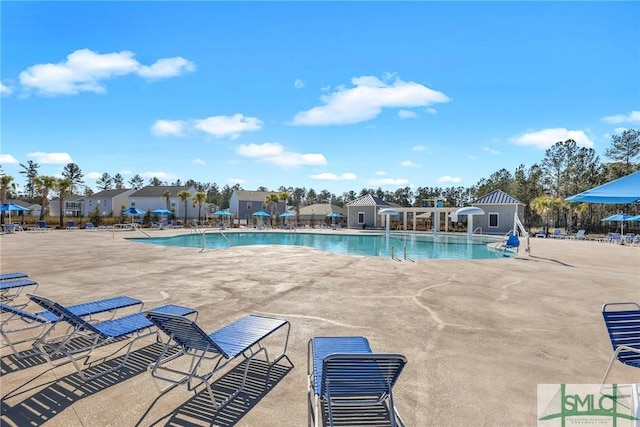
[489,213,498,228]
[358,212,365,224]
[247,202,252,210]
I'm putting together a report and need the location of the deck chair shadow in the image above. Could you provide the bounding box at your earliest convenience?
[144,312,292,413]
[26,294,196,381]
[307,336,407,427]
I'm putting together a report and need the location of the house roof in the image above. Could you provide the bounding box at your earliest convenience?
[347,194,391,207]
[88,189,134,198]
[233,190,280,202]
[130,186,193,198]
[471,189,524,205]
[51,194,84,202]
[297,203,346,216]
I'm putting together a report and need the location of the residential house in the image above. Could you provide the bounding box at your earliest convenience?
[82,189,136,217]
[128,186,204,221]
[49,194,84,218]
[470,189,525,235]
[229,190,286,224]
[296,203,346,227]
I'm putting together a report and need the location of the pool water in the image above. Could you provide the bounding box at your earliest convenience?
[128,231,504,260]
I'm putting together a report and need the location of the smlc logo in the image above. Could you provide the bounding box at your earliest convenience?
[538,384,639,427]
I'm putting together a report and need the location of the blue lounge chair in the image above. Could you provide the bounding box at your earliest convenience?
[27,294,197,381]
[145,312,291,411]
[307,336,407,427]
[0,278,39,305]
[0,272,29,281]
[85,222,95,231]
[570,229,586,240]
[498,235,520,254]
[1,295,142,358]
[535,230,546,238]
[601,302,640,385]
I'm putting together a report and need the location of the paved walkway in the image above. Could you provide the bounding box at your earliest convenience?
[1,229,638,426]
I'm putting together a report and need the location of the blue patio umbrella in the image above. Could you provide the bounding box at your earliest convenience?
[280,211,295,225]
[122,207,145,223]
[152,208,173,216]
[602,213,634,236]
[0,202,29,222]
[252,211,270,217]
[566,171,640,204]
[213,209,232,216]
[326,211,343,226]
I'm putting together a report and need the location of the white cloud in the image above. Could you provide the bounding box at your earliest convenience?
[398,110,418,119]
[425,107,437,115]
[139,171,177,180]
[86,172,102,179]
[19,49,195,96]
[482,146,500,155]
[192,158,206,166]
[437,175,462,183]
[151,120,189,137]
[137,57,196,79]
[227,178,246,184]
[368,178,409,186]
[510,128,594,150]
[290,74,450,126]
[119,170,132,175]
[193,114,262,139]
[236,142,284,157]
[0,82,13,96]
[294,79,305,89]
[310,172,357,180]
[235,142,327,169]
[28,151,72,164]
[0,154,19,164]
[374,171,387,176]
[602,110,640,124]
[412,145,427,152]
[400,160,420,167]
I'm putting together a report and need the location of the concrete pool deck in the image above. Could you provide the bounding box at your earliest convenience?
[0,228,638,426]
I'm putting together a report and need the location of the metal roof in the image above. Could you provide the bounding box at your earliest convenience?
[347,194,391,207]
[471,189,524,205]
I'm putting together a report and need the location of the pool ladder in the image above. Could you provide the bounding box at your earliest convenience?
[390,245,414,262]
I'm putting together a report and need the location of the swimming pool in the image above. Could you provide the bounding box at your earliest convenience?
[128,231,505,260]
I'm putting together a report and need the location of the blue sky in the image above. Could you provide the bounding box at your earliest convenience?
[1,1,639,196]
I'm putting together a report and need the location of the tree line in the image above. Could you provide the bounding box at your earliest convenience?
[2,129,639,232]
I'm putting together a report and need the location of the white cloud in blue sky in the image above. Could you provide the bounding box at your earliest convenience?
[236,143,327,169]
[17,49,195,96]
[602,111,640,124]
[510,128,594,150]
[310,172,357,181]
[28,152,73,164]
[290,75,450,126]
[0,154,19,164]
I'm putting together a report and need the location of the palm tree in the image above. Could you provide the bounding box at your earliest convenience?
[0,175,15,224]
[177,190,192,224]
[56,178,73,228]
[264,193,280,226]
[530,195,554,234]
[34,175,57,221]
[193,191,207,222]
[161,189,172,211]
